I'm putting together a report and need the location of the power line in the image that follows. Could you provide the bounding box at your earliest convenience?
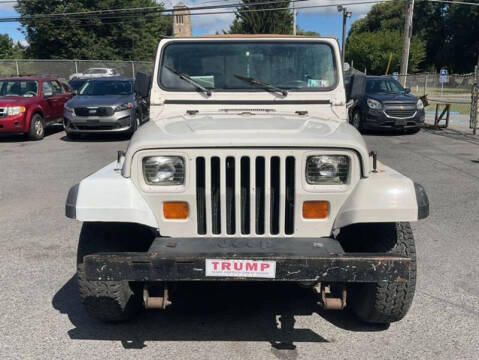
[0,0,392,23]
[426,0,479,5]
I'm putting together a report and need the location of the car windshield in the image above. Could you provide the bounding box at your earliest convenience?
[79,80,133,96]
[366,78,405,94]
[160,41,337,91]
[69,79,87,91]
[0,80,38,97]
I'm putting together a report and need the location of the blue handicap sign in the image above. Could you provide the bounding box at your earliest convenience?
[439,69,448,83]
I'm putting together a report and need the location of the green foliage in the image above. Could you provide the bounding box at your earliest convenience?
[0,34,25,59]
[346,0,479,73]
[15,0,172,60]
[346,30,425,74]
[296,27,320,36]
[229,0,293,34]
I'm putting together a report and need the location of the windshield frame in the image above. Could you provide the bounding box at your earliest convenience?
[366,77,406,94]
[157,40,339,93]
[78,79,133,96]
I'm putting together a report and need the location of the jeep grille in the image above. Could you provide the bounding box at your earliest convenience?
[195,155,296,236]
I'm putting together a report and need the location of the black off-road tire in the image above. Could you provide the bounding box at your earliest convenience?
[338,222,417,324]
[76,222,155,322]
[28,113,45,140]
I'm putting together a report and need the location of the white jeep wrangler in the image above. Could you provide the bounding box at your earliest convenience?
[66,35,429,324]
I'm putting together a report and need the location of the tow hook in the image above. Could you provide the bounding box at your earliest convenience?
[315,283,347,310]
[143,283,172,309]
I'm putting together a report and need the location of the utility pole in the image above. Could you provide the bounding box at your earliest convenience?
[293,2,297,35]
[400,0,415,87]
[337,6,352,64]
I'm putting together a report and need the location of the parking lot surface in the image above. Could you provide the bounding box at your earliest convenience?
[0,126,478,360]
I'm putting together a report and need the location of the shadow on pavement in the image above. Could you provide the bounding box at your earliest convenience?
[53,276,387,351]
[0,124,64,142]
[60,133,130,143]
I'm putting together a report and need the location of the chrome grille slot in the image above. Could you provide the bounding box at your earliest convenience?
[195,154,296,236]
[211,157,221,234]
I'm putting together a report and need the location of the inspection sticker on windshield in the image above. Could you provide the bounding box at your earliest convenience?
[205,259,276,278]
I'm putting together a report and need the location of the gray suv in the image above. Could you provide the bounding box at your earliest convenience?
[63,77,148,139]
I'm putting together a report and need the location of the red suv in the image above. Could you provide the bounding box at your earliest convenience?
[0,76,73,140]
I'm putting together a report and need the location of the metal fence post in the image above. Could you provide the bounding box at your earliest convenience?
[424,74,428,95]
[15,60,19,76]
[74,60,78,74]
[131,61,135,78]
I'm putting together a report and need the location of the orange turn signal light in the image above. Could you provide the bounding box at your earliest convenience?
[163,201,189,219]
[302,201,329,219]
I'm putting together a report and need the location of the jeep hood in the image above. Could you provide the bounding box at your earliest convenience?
[123,113,370,176]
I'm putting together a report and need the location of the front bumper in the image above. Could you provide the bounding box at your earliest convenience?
[84,237,410,283]
[364,109,425,130]
[64,109,134,133]
[0,113,27,133]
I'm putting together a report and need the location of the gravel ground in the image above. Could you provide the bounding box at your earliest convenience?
[0,125,478,360]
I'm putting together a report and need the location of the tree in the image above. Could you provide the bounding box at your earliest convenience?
[296,27,320,36]
[15,0,172,60]
[346,30,425,74]
[346,0,479,73]
[229,0,293,34]
[0,34,25,59]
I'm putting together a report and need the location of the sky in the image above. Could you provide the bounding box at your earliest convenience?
[0,0,374,48]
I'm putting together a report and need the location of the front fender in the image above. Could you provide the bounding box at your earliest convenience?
[334,163,429,229]
[65,161,158,228]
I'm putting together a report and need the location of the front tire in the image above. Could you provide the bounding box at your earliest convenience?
[28,113,45,140]
[76,222,154,322]
[352,110,363,131]
[338,222,417,324]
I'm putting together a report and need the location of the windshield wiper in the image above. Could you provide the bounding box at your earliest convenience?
[164,65,211,96]
[234,74,288,97]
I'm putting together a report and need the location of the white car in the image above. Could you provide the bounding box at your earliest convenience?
[66,36,429,324]
[69,67,119,80]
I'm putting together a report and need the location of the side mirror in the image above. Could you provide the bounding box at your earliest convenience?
[134,72,151,98]
[404,88,411,94]
[349,74,366,100]
[72,89,77,95]
[343,62,351,73]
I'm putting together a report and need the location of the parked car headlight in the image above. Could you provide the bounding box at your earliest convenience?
[7,106,26,116]
[306,155,350,185]
[114,103,133,112]
[416,99,424,110]
[367,98,382,110]
[143,156,185,185]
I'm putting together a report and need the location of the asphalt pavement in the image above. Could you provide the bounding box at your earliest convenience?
[0,125,478,360]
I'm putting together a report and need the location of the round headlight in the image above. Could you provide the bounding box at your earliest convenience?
[143,156,185,185]
[306,155,350,185]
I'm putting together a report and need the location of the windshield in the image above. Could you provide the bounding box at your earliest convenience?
[79,80,133,96]
[0,80,38,97]
[366,78,405,94]
[160,41,337,91]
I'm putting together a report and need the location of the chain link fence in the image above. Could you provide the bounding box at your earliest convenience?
[0,59,154,79]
